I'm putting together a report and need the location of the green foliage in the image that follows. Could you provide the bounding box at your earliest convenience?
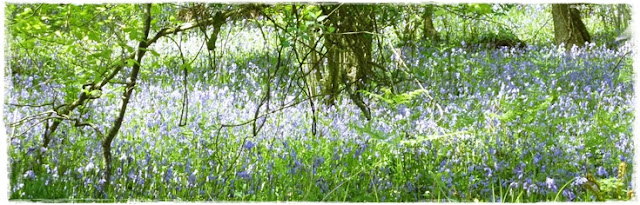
[362,88,426,108]
[5,2,634,203]
[475,27,525,48]
[598,178,625,199]
[464,4,493,16]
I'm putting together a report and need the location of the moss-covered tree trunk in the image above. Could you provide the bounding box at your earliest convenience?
[552,4,591,49]
[322,5,341,106]
[350,5,374,91]
[320,5,373,120]
[341,5,373,120]
[422,4,439,42]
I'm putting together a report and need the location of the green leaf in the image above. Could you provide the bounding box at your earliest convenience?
[434,9,447,16]
[122,44,135,53]
[286,26,296,33]
[327,26,336,33]
[126,59,139,67]
[349,121,386,142]
[179,63,191,71]
[141,48,160,56]
[101,49,113,59]
[54,30,63,38]
[305,20,315,26]
[150,18,159,27]
[23,39,36,49]
[281,38,290,47]
[317,15,328,22]
[88,32,100,41]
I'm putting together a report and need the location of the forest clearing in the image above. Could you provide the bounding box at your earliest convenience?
[3,2,636,202]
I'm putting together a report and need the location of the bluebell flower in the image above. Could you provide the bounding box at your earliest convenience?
[545,177,557,192]
[128,169,136,181]
[84,177,92,187]
[509,181,518,189]
[290,149,297,159]
[573,176,588,186]
[186,159,192,174]
[137,176,145,186]
[533,154,541,164]
[164,166,174,183]
[406,181,415,192]
[237,170,250,180]
[562,189,576,201]
[26,147,36,155]
[24,170,35,180]
[188,171,197,187]
[597,166,608,177]
[244,140,255,150]
[316,178,329,193]
[11,137,19,146]
[484,167,493,178]
[85,161,95,172]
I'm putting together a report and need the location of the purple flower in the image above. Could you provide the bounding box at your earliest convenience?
[546,177,557,192]
[523,178,532,190]
[11,138,20,146]
[188,172,197,187]
[84,177,92,187]
[186,159,192,174]
[164,166,174,183]
[406,181,415,192]
[244,140,256,150]
[509,181,519,189]
[562,190,576,201]
[533,154,542,164]
[484,167,493,177]
[316,178,328,193]
[573,176,588,186]
[597,166,608,177]
[24,170,35,179]
[128,169,136,181]
[313,157,325,168]
[26,147,36,155]
[237,170,250,180]
[85,161,95,172]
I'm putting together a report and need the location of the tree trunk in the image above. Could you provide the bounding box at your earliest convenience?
[344,5,373,120]
[319,5,373,120]
[422,4,439,42]
[552,4,591,49]
[102,3,152,188]
[322,5,341,106]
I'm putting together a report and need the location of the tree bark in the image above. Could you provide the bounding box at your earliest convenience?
[552,4,591,49]
[319,5,373,120]
[343,5,373,120]
[422,4,439,42]
[102,3,152,187]
[322,5,341,106]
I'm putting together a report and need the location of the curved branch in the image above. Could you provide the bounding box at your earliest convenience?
[102,3,153,186]
[146,9,238,47]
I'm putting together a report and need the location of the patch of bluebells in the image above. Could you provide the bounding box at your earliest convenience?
[5,37,634,201]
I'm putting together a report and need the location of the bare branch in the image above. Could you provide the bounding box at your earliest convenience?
[8,111,56,127]
[7,102,53,108]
